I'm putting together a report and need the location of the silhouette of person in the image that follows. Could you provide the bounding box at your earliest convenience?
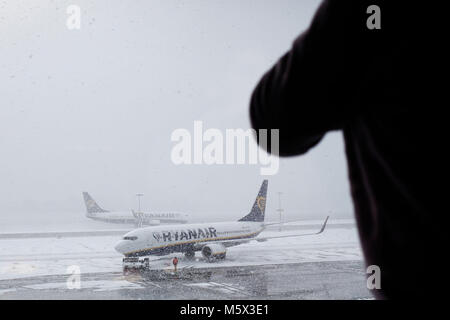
[250,1,449,299]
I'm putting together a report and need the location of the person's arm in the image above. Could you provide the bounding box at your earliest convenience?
[250,0,363,156]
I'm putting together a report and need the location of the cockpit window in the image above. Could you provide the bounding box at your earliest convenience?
[123,236,138,241]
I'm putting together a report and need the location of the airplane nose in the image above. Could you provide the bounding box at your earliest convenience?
[114,241,127,254]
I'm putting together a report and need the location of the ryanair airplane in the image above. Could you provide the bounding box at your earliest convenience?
[114,180,329,271]
[82,192,189,227]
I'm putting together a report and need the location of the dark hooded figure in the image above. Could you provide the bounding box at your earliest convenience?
[250,0,449,299]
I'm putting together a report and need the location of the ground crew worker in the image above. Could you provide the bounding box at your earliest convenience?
[173,256,179,272]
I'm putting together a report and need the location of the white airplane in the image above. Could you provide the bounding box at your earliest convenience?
[82,192,189,227]
[114,180,329,271]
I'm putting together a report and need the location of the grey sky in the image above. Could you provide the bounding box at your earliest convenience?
[0,0,354,224]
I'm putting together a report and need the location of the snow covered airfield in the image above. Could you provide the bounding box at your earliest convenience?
[0,219,371,299]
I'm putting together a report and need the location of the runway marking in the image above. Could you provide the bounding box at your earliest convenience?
[210,282,252,296]
[0,288,17,295]
[145,282,162,288]
[184,281,251,296]
[22,280,143,291]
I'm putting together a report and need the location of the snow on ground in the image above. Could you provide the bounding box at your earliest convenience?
[0,235,122,280]
[0,213,131,234]
[0,288,17,296]
[23,280,144,291]
[0,221,362,281]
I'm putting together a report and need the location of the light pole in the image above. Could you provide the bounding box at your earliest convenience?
[277,192,284,232]
[135,193,145,228]
[136,193,144,213]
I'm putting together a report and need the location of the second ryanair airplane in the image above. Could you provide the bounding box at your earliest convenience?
[82,192,189,226]
[115,180,329,271]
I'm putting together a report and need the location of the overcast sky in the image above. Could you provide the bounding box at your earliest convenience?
[0,0,354,226]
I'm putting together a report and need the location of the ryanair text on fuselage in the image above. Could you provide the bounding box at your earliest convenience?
[153,227,218,242]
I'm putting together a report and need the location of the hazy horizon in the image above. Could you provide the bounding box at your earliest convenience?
[0,0,355,228]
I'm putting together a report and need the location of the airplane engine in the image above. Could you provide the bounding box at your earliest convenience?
[201,243,226,262]
[147,219,160,226]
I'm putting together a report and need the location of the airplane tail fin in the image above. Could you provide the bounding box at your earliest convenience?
[239,180,268,222]
[82,192,108,214]
[318,216,329,234]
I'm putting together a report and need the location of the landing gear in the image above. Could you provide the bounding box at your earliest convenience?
[123,265,141,276]
[216,252,226,260]
[206,252,226,262]
[184,250,195,260]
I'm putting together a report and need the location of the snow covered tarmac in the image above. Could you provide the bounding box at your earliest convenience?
[0,261,372,299]
[0,220,370,299]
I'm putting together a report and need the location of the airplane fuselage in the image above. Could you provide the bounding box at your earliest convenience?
[115,221,264,257]
[86,211,188,225]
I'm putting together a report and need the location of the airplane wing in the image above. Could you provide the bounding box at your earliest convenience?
[264,216,329,227]
[199,216,329,246]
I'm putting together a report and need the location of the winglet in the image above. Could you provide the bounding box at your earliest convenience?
[317,216,329,234]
